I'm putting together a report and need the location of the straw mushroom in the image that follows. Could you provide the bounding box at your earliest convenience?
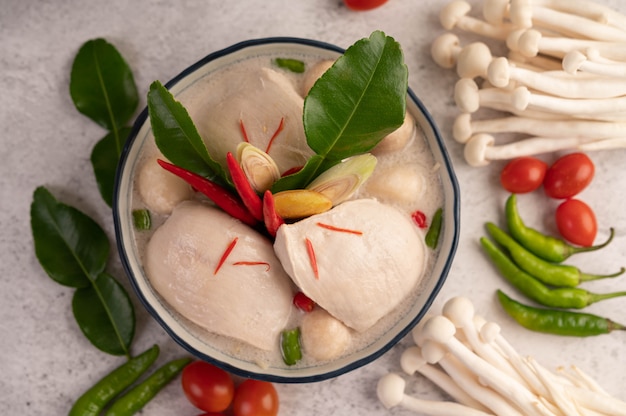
[300,308,351,361]
[137,156,194,215]
[376,372,493,416]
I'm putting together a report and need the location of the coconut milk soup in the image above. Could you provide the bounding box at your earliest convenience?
[131,50,444,370]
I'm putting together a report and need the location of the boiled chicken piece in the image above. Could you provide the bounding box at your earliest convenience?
[274,199,427,332]
[191,66,314,174]
[145,201,294,351]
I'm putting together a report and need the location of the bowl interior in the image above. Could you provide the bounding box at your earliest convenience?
[114,37,460,383]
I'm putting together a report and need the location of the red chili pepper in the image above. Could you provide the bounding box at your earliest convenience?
[215,237,238,275]
[293,291,315,312]
[157,159,257,226]
[305,238,319,280]
[262,190,284,238]
[226,152,263,221]
[411,210,428,229]
[265,117,285,154]
[316,222,363,235]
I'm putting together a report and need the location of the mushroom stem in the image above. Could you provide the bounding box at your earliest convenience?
[442,297,528,386]
[508,50,563,71]
[376,373,493,416]
[508,29,626,60]
[400,346,490,411]
[509,3,626,42]
[463,133,599,166]
[513,86,626,115]
[453,113,626,143]
[563,385,626,416]
[563,49,626,77]
[534,0,626,29]
[421,341,525,416]
[577,136,626,151]
[421,316,554,416]
[526,358,587,416]
[441,0,515,40]
[488,56,626,98]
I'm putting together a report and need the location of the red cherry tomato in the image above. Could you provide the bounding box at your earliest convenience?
[343,0,389,11]
[500,157,548,193]
[555,199,597,247]
[181,361,235,413]
[543,153,594,199]
[232,380,279,416]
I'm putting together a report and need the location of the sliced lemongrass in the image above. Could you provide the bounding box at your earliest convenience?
[236,142,281,193]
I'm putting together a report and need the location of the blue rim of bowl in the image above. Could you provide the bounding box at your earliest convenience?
[113,36,460,383]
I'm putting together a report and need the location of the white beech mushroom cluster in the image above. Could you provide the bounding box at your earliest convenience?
[432,0,626,166]
[377,296,626,415]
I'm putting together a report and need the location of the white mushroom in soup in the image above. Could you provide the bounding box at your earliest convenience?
[145,200,295,351]
[274,199,426,332]
[301,308,352,361]
[301,59,335,97]
[136,156,194,215]
[372,112,416,155]
[192,67,314,175]
[365,164,425,206]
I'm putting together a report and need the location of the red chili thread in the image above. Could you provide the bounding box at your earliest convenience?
[239,119,250,142]
[305,238,319,280]
[411,210,428,229]
[316,222,363,235]
[214,237,239,275]
[233,261,271,272]
[265,117,285,154]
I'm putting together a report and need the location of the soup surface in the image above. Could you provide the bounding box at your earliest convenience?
[130,49,445,370]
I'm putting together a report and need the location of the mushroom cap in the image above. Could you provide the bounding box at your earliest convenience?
[400,346,427,375]
[562,50,587,74]
[422,315,457,344]
[377,373,406,409]
[509,0,533,28]
[480,321,501,344]
[421,340,447,364]
[464,133,494,167]
[431,33,462,69]
[487,56,512,88]
[442,296,476,329]
[518,29,542,58]
[482,0,509,25]
[454,78,480,113]
[440,0,472,30]
[512,86,531,110]
[453,113,473,143]
[456,42,493,79]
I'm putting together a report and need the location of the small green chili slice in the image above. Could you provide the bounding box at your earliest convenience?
[480,237,626,309]
[132,209,151,231]
[281,328,302,366]
[69,344,160,416]
[425,208,443,249]
[497,290,626,337]
[486,222,625,287]
[273,58,306,73]
[104,357,191,416]
[505,194,615,263]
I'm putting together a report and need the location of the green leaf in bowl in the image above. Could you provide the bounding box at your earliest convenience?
[272,31,408,191]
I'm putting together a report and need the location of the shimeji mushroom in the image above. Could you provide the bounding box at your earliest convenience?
[507,28,626,60]
[508,3,626,42]
[453,113,626,143]
[420,315,554,416]
[562,49,626,77]
[487,56,626,98]
[463,133,599,166]
[440,0,514,40]
[512,86,626,115]
[376,372,494,416]
[400,346,490,411]
[420,340,526,416]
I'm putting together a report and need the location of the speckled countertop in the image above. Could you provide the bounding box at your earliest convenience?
[2,0,626,415]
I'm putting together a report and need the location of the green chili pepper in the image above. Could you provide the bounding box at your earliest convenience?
[69,344,159,416]
[505,194,615,263]
[273,58,306,73]
[104,356,191,416]
[132,209,151,231]
[480,237,626,309]
[486,222,625,287]
[280,328,302,366]
[497,290,626,337]
[425,207,443,249]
